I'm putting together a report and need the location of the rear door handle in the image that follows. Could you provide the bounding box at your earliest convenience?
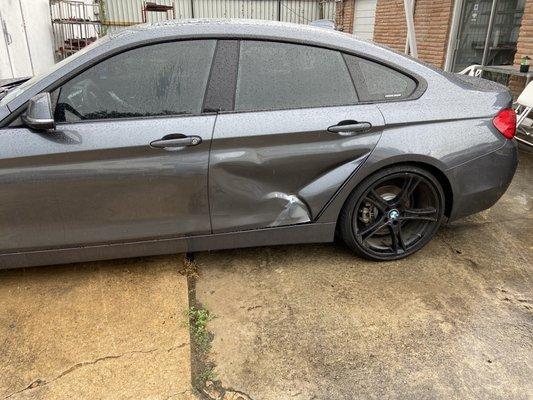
[327,120,372,135]
[150,134,202,149]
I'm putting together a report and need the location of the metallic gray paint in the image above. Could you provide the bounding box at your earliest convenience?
[209,105,384,232]
[0,115,215,251]
[0,19,518,268]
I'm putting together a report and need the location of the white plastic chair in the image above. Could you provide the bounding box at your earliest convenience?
[459,65,482,77]
[515,81,533,147]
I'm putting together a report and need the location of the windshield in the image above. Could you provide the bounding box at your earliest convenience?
[0,36,110,107]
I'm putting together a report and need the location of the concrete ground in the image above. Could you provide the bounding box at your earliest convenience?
[195,149,533,400]
[0,256,194,400]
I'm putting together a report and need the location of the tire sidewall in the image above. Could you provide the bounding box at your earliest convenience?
[340,165,445,261]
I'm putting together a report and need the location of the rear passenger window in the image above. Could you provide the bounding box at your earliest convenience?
[235,41,357,112]
[344,54,416,101]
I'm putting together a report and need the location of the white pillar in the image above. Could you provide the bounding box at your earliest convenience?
[403,0,418,58]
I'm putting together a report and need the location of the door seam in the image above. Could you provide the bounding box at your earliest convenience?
[206,113,218,234]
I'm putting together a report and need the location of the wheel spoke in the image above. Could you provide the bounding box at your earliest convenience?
[366,189,389,212]
[401,207,438,222]
[387,223,406,253]
[358,216,387,240]
[352,171,441,258]
[397,176,420,204]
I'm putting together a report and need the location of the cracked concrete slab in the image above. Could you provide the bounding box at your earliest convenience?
[0,256,194,400]
[195,150,533,400]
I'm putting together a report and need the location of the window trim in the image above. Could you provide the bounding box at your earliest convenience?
[2,36,427,127]
[52,38,219,125]
[202,40,240,113]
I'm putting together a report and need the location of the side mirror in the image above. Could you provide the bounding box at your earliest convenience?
[22,92,55,130]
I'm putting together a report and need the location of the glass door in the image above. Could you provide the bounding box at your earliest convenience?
[452,0,526,72]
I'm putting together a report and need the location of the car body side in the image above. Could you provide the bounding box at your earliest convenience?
[0,20,518,268]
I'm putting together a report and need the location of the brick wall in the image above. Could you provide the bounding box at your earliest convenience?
[414,1,455,67]
[373,0,454,68]
[335,0,355,33]
[509,0,533,95]
[373,0,407,52]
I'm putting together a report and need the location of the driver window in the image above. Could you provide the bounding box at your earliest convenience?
[55,40,216,122]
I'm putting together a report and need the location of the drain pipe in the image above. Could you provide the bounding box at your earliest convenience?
[403,0,418,58]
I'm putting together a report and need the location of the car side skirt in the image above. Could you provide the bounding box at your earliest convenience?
[0,222,336,269]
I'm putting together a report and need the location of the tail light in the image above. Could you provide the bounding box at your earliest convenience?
[492,108,516,139]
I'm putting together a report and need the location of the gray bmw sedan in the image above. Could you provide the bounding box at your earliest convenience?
[0,19,518,267]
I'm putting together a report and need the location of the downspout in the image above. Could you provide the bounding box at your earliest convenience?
[404,0,416,54]
[403,0,418,58]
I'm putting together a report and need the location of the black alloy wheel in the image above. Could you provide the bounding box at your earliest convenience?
[340,165,445,261]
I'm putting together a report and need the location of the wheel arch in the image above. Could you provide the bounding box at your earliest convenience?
[317,156,454,226]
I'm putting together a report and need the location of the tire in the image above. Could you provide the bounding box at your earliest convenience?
[339,165,445,261]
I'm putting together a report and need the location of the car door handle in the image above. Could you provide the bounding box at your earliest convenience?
[150,134,202,149]
[327,120,372,135]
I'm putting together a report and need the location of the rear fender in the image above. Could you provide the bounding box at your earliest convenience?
[316,114,506,224]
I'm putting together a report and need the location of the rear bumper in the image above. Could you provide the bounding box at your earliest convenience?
[447,139,518,221]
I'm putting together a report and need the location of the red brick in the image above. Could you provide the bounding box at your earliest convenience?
[373,0,454,69]
[335,0,355,34]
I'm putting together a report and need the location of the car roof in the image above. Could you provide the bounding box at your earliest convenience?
[104,19,430,76]
[116,18,347,39]
[109,18,367,52]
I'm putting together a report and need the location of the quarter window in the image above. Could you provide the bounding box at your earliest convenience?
[344,54,416,101]
[55,40,216,122]
[235,41,357,112]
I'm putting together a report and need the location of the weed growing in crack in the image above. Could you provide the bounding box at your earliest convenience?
[186,257,245,399]
[187,306,214,354]
[187,304,223,395]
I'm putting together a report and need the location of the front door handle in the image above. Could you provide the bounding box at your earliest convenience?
[150,134,202,149]
[328,120,372,135]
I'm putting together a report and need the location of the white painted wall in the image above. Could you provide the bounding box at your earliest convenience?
[0,0,54,79]
[352,0,377,40]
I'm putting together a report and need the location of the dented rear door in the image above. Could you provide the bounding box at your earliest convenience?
[209,105,384,232]
[207,39,385,233]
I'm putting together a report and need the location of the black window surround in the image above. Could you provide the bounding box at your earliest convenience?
[5,37,428,127]
[202,40,240,113]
